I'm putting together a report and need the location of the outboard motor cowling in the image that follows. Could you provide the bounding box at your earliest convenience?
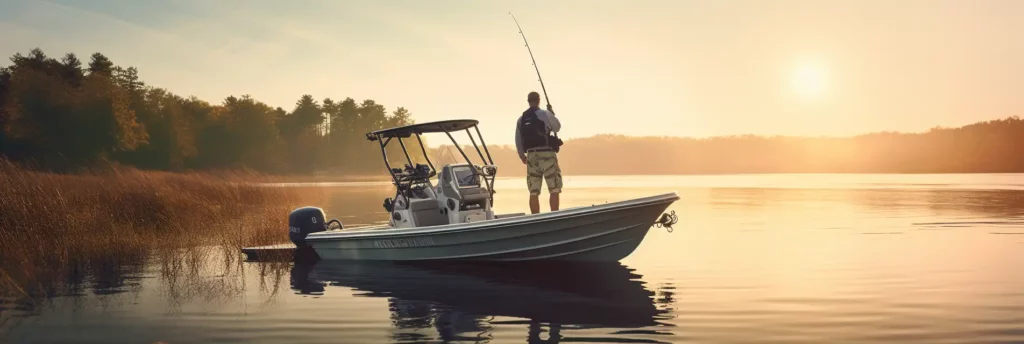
[289,206,327,247]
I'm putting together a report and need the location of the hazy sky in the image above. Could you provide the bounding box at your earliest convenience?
[2,0,1022,145]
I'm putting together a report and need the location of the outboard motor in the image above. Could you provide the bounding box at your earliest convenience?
[289,206,327,247]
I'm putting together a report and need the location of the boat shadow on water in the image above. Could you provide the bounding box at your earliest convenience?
[289,255,676,343]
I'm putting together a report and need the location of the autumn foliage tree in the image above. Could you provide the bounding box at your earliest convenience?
[1,49,146,170]
[0,48,418,174]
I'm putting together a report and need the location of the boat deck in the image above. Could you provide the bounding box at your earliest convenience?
[241,243,300,261]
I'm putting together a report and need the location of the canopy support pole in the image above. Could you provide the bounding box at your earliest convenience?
[465,128,489,166]
[474,126,495,165]
[377,135,407,206]
[415,133,435,171]
[444,130,473,165]
[378,135,396,183]
[397,136,415,167]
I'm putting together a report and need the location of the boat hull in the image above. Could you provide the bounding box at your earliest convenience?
[304,192,679,262]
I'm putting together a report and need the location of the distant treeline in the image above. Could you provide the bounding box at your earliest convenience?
[3,48,1023,177]
[0,48,423,174]
[433,116,1024,176]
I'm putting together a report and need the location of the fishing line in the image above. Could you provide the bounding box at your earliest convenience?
[509,11,551,107]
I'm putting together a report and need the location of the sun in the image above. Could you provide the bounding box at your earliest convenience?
[789,60,828,100]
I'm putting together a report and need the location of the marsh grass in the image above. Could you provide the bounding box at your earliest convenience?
[0,158,321,307]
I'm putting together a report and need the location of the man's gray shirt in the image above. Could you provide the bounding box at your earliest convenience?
[515,108,561,161]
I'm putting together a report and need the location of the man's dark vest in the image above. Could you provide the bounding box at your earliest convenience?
[519,107,550,150]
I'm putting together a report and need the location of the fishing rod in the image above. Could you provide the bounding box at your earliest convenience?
[509,11,551,109]
[509,11,564,151]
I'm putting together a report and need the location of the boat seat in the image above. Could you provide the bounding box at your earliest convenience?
[407,198,439,211]
[393,186,447,226]
[458,187,489,203]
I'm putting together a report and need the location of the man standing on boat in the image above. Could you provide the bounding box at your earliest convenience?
[516,91,562,214]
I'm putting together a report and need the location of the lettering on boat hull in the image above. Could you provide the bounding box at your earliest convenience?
[373,237,436,249]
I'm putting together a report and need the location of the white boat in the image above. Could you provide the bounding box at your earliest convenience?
[285,119,679,262]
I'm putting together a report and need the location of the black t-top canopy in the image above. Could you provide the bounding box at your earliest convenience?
[366,119,479,140]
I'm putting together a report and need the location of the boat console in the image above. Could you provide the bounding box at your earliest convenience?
[437,163,495,225]
[386,162,496,229]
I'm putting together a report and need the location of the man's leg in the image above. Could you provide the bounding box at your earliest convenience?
[543,152,562,212]
[526,152,542,214]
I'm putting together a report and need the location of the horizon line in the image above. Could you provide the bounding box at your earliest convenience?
[426,114,1022,148]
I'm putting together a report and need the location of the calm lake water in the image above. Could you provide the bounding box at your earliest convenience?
[3,174,1024,343]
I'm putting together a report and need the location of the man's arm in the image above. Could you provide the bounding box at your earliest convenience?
[539,109,561,132]
[515,117,527,162]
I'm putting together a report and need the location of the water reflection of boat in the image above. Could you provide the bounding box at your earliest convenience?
[290,259,670,342]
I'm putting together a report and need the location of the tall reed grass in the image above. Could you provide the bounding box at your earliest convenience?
[0,158,318,305]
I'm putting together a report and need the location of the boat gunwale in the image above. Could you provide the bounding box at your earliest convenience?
[385,226,640,261]
[305,192,679,241]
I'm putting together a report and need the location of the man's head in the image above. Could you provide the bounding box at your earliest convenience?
[527,91,541,107]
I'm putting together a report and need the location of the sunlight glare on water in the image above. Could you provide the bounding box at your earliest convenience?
[3,174,1024,344]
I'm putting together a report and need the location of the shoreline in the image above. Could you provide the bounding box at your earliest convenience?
[36,171,1024,182]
